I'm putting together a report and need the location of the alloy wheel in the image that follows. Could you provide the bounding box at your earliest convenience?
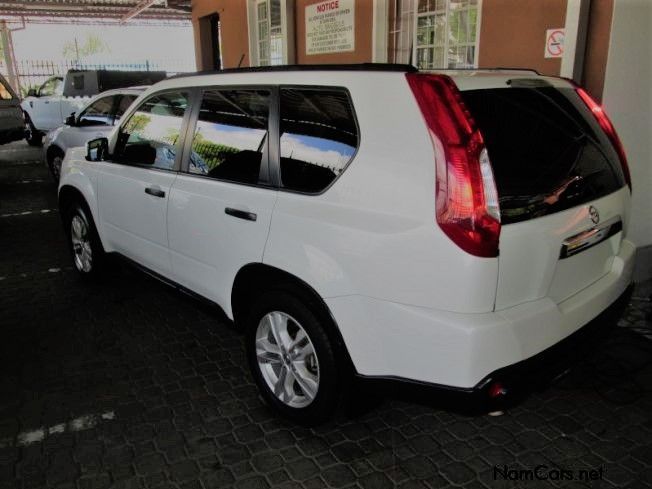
[70,214,93,272]
[255,311,320,408]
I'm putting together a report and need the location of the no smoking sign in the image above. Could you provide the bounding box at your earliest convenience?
[545,28,565,58]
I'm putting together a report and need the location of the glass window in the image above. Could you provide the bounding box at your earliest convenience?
[78,96,115,126]
[0,79,13,100]
[256,0,282,66]
[39,77,63,97]
[115,95,138,120]
[393,0,478,68]
[115,91,189,171]
[188,89,270,184]
[279,88,358,193]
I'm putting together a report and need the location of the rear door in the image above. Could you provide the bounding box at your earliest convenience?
[167,87,277,309]
[97,89,191,276]
[458,78,630,309]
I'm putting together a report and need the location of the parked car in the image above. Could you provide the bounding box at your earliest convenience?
[43,87,144,182]
[0,74,25,145]
[22,70,165,146]
[57,65,635,425]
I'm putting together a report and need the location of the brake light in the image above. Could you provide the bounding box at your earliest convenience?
[406,73,500,258]
[575,86,631,192]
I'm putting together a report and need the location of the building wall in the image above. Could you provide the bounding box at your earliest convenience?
[295,0,373,64]
[191,0,250,70]
[478,0,567,76]
[601,0,652,280]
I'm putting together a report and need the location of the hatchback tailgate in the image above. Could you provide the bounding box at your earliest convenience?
[457,76,631,309]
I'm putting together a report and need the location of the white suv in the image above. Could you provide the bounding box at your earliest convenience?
[58,65,635,424]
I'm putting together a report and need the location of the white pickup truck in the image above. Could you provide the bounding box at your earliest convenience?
[22,70,166,146]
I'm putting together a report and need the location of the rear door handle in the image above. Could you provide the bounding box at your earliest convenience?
[225,207,257,222]
[145,186,165,198]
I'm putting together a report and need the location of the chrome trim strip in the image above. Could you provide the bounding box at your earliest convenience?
[559,218,623,259]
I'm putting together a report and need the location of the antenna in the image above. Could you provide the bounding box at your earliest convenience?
[237,54,245,69]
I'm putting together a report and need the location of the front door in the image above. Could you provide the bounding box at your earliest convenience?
[31,77,64,130]
[97,90,191,276]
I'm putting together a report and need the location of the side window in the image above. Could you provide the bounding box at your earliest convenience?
[279,88,358,193]
[77,96,115,126]
[0,79,13,100]
[115,91,189,171]
[114,95,138,121]
[39,77,62,97]
[188,89,270,184]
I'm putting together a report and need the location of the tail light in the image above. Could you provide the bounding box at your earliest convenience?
[574,85,632,192]
[406,73,500,258]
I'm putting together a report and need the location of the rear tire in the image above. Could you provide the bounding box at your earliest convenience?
[244,289,345,426]
[64,200,105,280]
[24,114,42,147]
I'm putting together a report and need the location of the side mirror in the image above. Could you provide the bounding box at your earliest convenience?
[65,113,76,126]
[86,137,109,162]
[27,88,38,97]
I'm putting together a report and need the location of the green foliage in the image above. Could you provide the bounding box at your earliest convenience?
[192,133,238,169]
[63,34,110,60]
[125,113,151,135]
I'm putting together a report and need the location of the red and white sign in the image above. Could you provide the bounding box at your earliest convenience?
[545,28,565,58]
[306,0,355,55]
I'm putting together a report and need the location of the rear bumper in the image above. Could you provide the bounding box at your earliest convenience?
[355,282,633,410]
[326,239,636,390]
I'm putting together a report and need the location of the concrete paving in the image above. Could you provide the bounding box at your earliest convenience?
[1,140,651,489]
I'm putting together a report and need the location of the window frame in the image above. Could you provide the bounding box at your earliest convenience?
[276,85,361,196]
[178,85,278,189]
[177,84,360,196]
[77,94,119,127]
[110,88,195,174]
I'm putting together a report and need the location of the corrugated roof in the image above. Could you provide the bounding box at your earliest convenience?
[0,0,191,23]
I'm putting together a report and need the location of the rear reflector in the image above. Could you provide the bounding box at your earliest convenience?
[406,73,500,258]
[574,86,632,192]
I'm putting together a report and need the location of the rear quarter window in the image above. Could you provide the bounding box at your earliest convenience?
[279,88,358,193]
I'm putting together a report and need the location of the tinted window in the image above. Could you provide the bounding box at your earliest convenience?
[188,89,270,184]
[115,95,138,120]
[39,77,62,97]
[0,80,13,100]
[116,91,189,171]
[279,88,357,193]
[461,85,626,224]
[78,96,115,126]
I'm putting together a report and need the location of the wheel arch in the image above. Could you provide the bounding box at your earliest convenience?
[231,263,356,373]
[58,183,106,250]
[46,144,64,163]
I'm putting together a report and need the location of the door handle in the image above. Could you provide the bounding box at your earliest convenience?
[225,207,257,222]
[145,186,165,198]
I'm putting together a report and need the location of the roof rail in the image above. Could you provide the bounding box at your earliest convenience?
[169,63,418,79]
[423,67,541,75]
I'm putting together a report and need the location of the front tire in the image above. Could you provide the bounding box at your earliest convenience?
[245,290,344,425]
[24,114,42,147]
[64,201,105,279]
[47,148,65,183]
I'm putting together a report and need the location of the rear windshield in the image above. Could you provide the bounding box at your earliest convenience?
[461,84,626,224]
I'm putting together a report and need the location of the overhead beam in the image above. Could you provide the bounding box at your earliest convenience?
[120,0,157,23]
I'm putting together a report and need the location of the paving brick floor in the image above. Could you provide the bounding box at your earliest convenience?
[1,141,651,488]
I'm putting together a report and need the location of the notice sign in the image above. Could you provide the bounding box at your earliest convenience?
[545,28,565,58]
[306,0,355,55]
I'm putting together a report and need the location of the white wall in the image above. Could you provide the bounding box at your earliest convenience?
[602,0,652,281]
